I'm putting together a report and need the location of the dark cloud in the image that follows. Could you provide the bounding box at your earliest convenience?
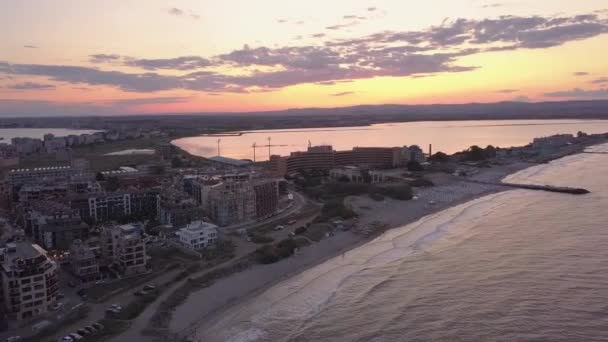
[330,91,354,96]
[497,89,519,93]
[573,71,590,76]
[311,33,326,38]
[278,19,287,23]
[89,54,122,64]
[126,56,212,70]
[591,77,608,84]
[23,45,38,49]
[7,82,56,90]
[544,88,608,99]
[316,80,354,86]
[367,7,377,12]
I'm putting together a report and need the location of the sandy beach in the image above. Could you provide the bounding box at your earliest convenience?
[158,161,535,341]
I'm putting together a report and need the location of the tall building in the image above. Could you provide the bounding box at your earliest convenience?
[100,224,147,276]
[8,166,80,187]
[253,179,279,219]
[0,144,19,168]
[0,242,59,320]
[207,181,256,227]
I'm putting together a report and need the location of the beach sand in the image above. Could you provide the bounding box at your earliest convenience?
[159,161,534,340]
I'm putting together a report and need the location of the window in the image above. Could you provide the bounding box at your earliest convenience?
[22,286,31,292]
[21,278,31,285]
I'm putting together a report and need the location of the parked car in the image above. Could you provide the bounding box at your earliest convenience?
[287,220,297,225]
[68,333,83,340]
[92,323,104,330]
[56,292,65,299]
[59,336,73,342]
[143,284,156,291]
[76,329,88,336]
[67,281,76,288]
[49,302,64,311]
[5,336,20,342]
[76,289,86,297]
[84,326,97,334]
[274,225,285,231]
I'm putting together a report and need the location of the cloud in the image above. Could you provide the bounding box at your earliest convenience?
[344,15,366,20]
[497,89,519,93]
[6,82,56,90]
[277,19,287,24]
[102,96,192,106]
[126,56,212,70]
[330,91,354,96]
[23,45,38,49]
[367,7,377,12]
[311,33,326,38]
[591,77,608,84]
[512,95,531,102]
[482,3,503,8]
[316,80,353,86]
[326,22,358,30]
[573,71,590,76]
[167,7,199,20]
[2,12,608,95]
[168,7,184,16]
[89,54,122,64]
[544,88,608,99]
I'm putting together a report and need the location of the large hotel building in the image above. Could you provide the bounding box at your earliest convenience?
[270,145,425,176]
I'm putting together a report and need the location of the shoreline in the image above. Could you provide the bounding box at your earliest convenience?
[166,161,536,340]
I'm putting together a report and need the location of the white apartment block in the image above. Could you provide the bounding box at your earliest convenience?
[101,224,147,276]
[176,221,219,250]
[0,242,59,321]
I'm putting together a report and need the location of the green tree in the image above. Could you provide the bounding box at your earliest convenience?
[407,160,424,171]
[468,145,486,161]
[428,151,449,163]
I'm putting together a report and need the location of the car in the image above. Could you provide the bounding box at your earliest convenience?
[56,292,65,299]
[68,333,83,340]
[84,326,97,334]
[111,303,122,310]
[76,329,88,336]
[287,220,297,225]
[59,336,73,342]
[68,281,76,288]
[49,302,64,311]
[143,284,156,291]
[76,289,86,296]
[288,231,296,237]
[92,323,104,330]
[274,225,285,231]
[5,336,21,342]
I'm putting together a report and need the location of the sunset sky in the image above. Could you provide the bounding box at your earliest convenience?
[1,0,608,116]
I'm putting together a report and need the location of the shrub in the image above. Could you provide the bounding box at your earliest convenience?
[369,193,385,201]
[409,178,434,187]
[407,160,424,171]
[250,234,274,244]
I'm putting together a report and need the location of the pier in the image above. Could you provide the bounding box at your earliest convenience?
[464,179,590,195]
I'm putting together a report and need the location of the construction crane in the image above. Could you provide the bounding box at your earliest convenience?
[251,137,289,161]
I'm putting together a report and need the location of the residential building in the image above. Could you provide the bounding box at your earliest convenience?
[405,145,427,163]
[253,179,279,219]
[207,181,255,227]
[7,166,81,187]
[159,189,203,228]
[70,190,160,223]
[68,239,99,283]
[0,144,19,168]
[176,221,219,250]
[0,242,58,320]
[17,201,89,251]
[533,134,575,150]
[100,224,147,276]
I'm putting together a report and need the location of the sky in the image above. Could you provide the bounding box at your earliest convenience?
[0,0,608,116]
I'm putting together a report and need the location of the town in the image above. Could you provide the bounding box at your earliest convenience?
[0,127,605,342]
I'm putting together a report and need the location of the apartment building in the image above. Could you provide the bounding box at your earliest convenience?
[68,239,99,283]
[7,166,80,187]
[17,201,89,251]
[207,181,256,227]
[253,179,279,219]
[176,221,219,250]
[100,224,147,276]
[70,190,160,223]
[0,242,59,321]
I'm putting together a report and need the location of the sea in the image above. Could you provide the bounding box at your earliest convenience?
[172,119,608,161]
[197,142,608,342]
